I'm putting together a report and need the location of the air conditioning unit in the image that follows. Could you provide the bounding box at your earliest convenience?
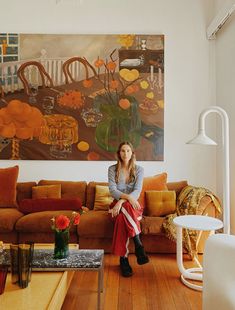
[207,3,235,39]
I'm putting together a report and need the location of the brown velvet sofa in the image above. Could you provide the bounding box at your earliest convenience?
[0,179,217,253]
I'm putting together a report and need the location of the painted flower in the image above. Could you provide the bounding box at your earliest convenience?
[119,98,131,110]
[117,34,135,49]
[94,58,105,68]
[106,61,117,71]
[140,80,149,89]
[110,80,119,89]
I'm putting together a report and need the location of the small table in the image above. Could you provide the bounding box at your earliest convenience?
[0,248,104,310]
[173,215,223,291]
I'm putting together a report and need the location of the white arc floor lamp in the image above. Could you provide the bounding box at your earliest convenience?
[187,106,230,234]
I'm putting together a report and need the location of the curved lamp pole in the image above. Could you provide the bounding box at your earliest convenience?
[187,106,230,234]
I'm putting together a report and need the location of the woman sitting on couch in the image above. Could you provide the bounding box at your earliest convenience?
[108,141,149,277]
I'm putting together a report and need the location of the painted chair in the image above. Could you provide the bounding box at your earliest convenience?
[62,56,96,84]
[17,61,54,95]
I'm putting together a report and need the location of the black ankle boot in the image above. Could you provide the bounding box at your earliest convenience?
[135,246,149,265]
[120,257,133,277]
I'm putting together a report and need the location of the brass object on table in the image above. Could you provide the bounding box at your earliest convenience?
[39,114,78,159]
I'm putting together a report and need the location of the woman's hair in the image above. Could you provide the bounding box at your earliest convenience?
[115,141,136,183]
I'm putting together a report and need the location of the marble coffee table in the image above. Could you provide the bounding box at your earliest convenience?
[0,247,104,310]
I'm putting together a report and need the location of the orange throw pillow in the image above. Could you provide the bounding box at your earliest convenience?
[0,165,19,207]
[138,172,168,208]
[32,185,61,199]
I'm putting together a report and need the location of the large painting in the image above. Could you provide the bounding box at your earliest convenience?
[0,34,164,160]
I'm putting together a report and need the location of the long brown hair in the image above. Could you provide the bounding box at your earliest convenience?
[115,141,136,183]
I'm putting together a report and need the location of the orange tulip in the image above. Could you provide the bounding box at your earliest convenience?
[106,61,116,71]
[94,58,104,68]
[126,86,135,94]
[110,80,119,89]
[132,84,139,92]
[119,98,131,110]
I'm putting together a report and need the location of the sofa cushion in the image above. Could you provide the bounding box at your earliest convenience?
[94,185,113,211]
[18,198,82,214]
[86,182,108,210]
[140,216,165,235]
[138,172,168,209]
[0,208,24,232]
[78,210,113,238]
[32,185,61,199]
[17,182,37,203]
[38,180,87,206]
[0,165,19,208]
[145,190,176,216]
[15,210,77,233]
[166,180,188,198]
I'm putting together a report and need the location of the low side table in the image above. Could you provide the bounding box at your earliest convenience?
[173,215,223,291]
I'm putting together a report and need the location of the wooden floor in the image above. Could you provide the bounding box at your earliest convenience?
[62,254,202,310]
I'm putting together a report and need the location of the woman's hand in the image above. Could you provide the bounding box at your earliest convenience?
[109,200,124,217]
[128,196,141,210]
[120,193,141,210]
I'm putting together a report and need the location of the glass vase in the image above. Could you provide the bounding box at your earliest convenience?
[54,230,69,259]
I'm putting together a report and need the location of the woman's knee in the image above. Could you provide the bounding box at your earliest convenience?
[121,201,133,212]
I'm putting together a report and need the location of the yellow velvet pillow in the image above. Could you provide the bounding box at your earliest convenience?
[94,185,113,211]
[145,190,176,216]
[138,172,168,208]
[32,185,61,199]
[0,165,19,207]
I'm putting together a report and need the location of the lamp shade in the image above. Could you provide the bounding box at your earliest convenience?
[186,106,230,234]
[186,131,217,145]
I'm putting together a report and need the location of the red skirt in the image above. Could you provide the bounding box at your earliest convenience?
[108,200,143,257]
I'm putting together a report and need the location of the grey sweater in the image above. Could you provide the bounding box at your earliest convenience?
[108,164,144,200]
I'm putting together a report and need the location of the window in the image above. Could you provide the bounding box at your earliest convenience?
[0,33,19,86]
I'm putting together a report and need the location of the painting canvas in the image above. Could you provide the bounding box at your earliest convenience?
[0,34,164,160]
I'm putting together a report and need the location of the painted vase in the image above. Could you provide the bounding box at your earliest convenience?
[54,230,69,259]
[94,94,141,152]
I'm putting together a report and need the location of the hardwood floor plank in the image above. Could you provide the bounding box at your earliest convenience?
[161,254,192,310]
[153,255,177,310]
[62,254,202,310]
[130,255,148,310]
[118,273,133,309]
[104,255,119,310]
[142,255,163,310]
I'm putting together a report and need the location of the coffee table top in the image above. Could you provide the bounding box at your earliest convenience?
[0,249,104,271]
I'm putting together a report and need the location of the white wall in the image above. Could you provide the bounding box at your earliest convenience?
[0,1,216,192]
[212,0,235,233]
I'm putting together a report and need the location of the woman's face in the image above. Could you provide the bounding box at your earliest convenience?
[119,144,133,163]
